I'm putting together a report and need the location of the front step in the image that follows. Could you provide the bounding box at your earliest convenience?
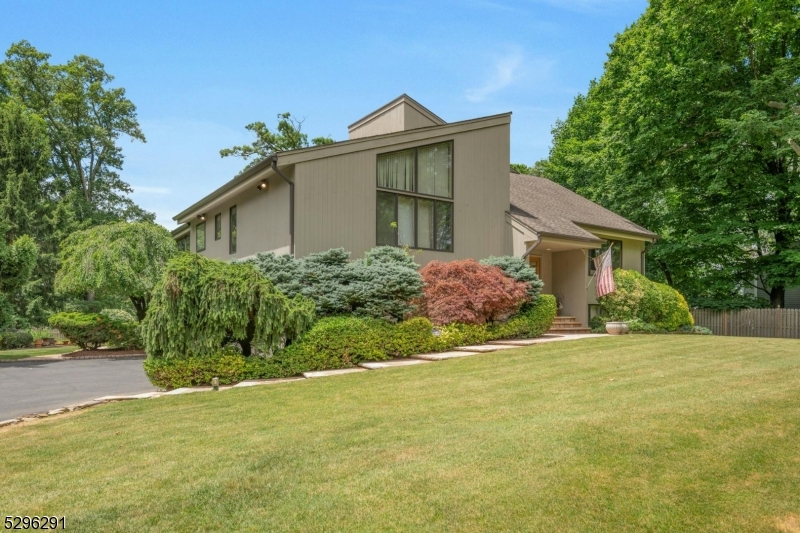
[548,315,592,334]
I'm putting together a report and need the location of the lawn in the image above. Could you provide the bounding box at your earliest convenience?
[0,346,78,361]
[1,336,799,532]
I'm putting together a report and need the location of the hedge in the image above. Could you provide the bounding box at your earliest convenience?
[143,295,558,389]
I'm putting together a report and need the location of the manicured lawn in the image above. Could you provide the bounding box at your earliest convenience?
[1,336,799,532]
[0,346,78,361]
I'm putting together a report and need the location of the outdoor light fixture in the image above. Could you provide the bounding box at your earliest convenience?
[256,180,268,191]
[212,377,219,391]
[197,213,206,221]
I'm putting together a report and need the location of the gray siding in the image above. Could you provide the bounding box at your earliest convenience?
[293,122,511,264]
[192,170,291,259]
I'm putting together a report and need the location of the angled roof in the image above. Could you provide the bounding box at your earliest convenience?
[510,173,657,242]
[347,94,445,132]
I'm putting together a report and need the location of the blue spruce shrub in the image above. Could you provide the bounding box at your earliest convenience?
[479,256,544,306]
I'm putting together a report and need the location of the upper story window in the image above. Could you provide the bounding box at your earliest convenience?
[196,221,206,252]
[214,213,222,240]
[589,239,622,275]
[376,141,453,252]
[229,206,237,254]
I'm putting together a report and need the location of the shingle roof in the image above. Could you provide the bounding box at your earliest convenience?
[509,173,657,242]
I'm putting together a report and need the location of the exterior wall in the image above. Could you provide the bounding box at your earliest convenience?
[293,122,511,264]
[551,249,589,325]
[529,250,552,292]
[349,105,405,139]
[787,287,800,309]
[404,105,439,131]
[191,170,291,259]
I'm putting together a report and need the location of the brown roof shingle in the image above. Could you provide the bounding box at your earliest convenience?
[509,173,657,242]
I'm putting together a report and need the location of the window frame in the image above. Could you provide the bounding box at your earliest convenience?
[375,140,454,252]
[589,239,622,275]
[229,205,237,254]
[195,220,206,252]
[214,213,222,241]
[176,234,190,252]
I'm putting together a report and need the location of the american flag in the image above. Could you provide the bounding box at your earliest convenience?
[593,245,616,297]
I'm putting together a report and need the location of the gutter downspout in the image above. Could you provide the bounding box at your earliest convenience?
[270,156,295,257]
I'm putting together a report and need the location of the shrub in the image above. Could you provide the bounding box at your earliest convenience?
[244,246,423,322]
[0,330,33,349]
[48,312,142,350]
[143,348,294,389]
[418,259,530,325]
[142,254,315,359]
[489,294,557,339]
[480,256,544,305]
[48,312,110,350]
[598,269,693,331]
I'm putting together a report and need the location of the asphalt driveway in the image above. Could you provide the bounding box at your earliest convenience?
[0,358,156,420]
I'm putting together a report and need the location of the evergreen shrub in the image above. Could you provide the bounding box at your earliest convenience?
[480,256,544,305]
[244,246,423,322]
[418,259,530,325]
[48,311,142,350]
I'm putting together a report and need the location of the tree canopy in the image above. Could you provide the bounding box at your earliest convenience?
[537,0,800,308]
[220,112,334,169]
[55,222,177,321]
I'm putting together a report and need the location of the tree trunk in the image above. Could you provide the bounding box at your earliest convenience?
[657,259,674,286]
[770,286,785,308]
[130,296,147,321]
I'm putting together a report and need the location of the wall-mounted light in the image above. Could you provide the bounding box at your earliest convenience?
[256,180,268,191]
[197,213,206,221]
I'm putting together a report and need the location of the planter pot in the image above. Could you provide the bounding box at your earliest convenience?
[34,339,43,347]
[605,321,630,335]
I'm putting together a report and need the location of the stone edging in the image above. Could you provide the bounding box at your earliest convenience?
[0,334,608,429]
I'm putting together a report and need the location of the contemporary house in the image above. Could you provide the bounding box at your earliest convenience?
[172,95,657,327]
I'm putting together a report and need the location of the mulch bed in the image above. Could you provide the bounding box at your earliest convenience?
[62,349,146,359]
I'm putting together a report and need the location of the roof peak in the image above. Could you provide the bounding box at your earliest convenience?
[347,94,446,139]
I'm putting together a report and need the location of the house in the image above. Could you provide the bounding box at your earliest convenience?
[171,95,657,327]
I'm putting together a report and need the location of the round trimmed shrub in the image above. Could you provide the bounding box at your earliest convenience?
[0,330,33,349]
[598,269,693,331]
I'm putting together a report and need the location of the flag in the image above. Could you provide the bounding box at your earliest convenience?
[594,245,616,297]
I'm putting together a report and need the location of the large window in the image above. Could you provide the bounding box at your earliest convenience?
[176,234,190,251]
[376,141,453,252]
[196,221,206,252]
[214,213,222,240]
[229,206,237,254]
[589,239,622,275]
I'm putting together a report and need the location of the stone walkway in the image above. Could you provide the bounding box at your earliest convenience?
[0,333,607,428]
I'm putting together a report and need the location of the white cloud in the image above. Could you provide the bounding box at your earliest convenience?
[465,51,524,103]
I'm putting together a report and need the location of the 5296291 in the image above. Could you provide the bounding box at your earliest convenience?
[4,516,65,530]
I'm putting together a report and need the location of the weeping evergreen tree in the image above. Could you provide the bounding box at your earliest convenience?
[142,254,315,359]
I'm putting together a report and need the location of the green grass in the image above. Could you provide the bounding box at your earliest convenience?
[0,346,78,360]
[2,336,799,532]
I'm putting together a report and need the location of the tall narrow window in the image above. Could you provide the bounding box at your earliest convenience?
[229,206,237,254]
[196,221,206,252]
[376,141,454,251]
[214,213,222,240]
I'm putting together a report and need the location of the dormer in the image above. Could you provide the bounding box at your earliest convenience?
[347,94,446,140]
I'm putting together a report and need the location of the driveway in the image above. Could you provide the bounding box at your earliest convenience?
[0,358,156,420]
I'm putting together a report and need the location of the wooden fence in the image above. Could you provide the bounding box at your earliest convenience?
[691,308,800,339]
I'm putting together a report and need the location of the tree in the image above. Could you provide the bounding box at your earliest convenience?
[55,222,177,321]
[510,163,535,175]
[142,254,315,358]
[1,40,153,224]
[0,234,38,327]
[537,0,800,308]
[220,112,335,169]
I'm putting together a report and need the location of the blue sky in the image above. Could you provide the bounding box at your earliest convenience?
[2,0,647,229]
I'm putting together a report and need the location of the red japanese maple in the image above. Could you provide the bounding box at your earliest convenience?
[418,259,529,325]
